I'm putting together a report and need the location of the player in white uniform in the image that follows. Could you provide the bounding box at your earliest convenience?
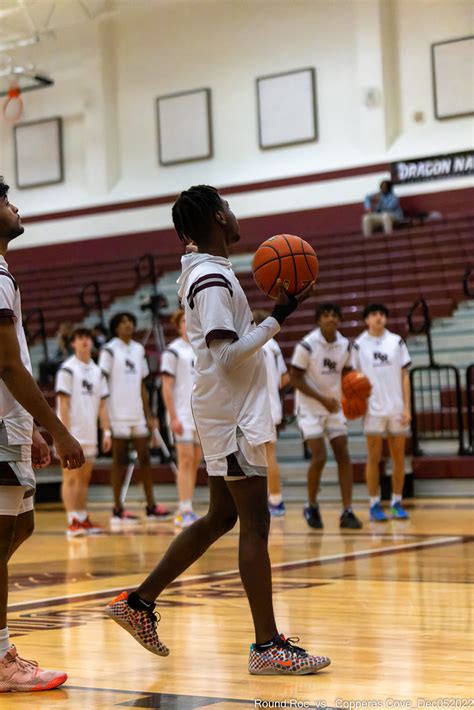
[56,328,112,537]
[291,303,362,529]
[352,303,411,522]
[106,185,330,675]
[161,309,201,528]
[0,177,83,692]
[99,313,170,525]
[253,309,289,517]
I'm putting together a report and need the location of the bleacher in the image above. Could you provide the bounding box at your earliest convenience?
[15,210,474,493]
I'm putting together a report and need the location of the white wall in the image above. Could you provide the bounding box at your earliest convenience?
[0,0,472,249]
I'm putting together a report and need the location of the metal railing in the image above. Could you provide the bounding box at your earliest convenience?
[23,308,48,362]
[467,365,474,454]
[407,298,467,455]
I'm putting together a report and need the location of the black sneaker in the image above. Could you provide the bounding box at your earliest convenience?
[303,504,323,529]
[340,509,363,529]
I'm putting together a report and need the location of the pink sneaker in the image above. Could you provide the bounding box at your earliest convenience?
[146,504,172,521]
[0,646,67,692]
[81,517,106,535]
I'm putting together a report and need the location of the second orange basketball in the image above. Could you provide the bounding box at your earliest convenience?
[252,234,318,299]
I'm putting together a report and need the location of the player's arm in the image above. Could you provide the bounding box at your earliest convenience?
[99,398,112,453]
[57,393,71,430]
[0,319,84,469]
[290,366,340,413]
[161,374,183,436]
[280,372,290,390]
[401,367,411,426]
[31,424,51,469]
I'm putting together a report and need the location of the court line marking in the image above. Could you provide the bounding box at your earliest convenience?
[8,535,467,612]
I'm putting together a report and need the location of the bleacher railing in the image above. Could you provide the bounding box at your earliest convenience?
[23,308,48,362]
[467,365,474,454]
[407,298,467,456]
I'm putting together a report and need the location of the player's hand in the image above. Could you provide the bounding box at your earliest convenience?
[401,409,411,426]
[102,429,112,453]
[54,431,84,470]
[295,280,317,305]
[323,397,341,414]
[171,417,184,436]
[31,429,51,468]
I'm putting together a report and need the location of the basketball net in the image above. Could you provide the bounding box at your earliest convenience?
[2,79,23,124]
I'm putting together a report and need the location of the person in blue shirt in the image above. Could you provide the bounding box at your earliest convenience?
[362,180,403,236]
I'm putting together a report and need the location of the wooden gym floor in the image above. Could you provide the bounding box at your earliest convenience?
[3,497,473,708]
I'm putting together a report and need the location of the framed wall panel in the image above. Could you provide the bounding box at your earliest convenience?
[431,36,474,120]
[14,117,64,189]
[156,88,213,166]
[256,67,318,149]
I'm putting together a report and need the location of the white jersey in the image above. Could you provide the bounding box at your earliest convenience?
[352,329,411,416]
[176,252,276,461]
[263,339,287,426]
[160,336,195,429]
[55,355,109,446]
[0,256,33,446]
[98,338,149,425]
[291,328,351,416]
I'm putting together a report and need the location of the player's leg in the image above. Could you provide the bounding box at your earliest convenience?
[266,441,285,517]
[105,476,238,654]
[366,434,387,521]
[111,436,128,509]
[388,434,409,519]
[174,441,197,527]
[329,435,362,529]
[304,436,326,528]
[62,461,94,536]
[0,486,66,691]
[133,436,171,520]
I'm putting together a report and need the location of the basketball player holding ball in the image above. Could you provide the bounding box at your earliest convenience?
[290,303,363,530]
[106,185,331,675]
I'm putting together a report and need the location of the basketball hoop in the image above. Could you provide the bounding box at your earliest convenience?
[2,80,23,124]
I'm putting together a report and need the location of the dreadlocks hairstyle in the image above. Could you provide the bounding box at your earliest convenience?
[0,177,9,199]
[172,185,223,245]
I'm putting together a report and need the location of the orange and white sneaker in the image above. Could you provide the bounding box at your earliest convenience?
[248,634,331,675]
[81,517,106,535]
[105,591,169,656]
[0,645,67,692]
[66,518,86,538]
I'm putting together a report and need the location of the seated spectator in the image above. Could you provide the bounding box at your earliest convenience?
[39,321,74,386]
[362,180,403,236]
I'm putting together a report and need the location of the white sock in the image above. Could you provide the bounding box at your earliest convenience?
[0,628,10,658]
[342,507,352,514]
[268,493,282,506]
[179,500,193,514]
[67,512,77,524]
[391,494,402,506]
[370,496,380,507]
[76,510,88,522]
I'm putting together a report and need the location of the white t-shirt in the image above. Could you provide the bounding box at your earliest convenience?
[263,339,287,426]
[291,328,351,416]
[0,256,33,446]
[160,336,195,430]
[176,252,276,461]
[55,355,109,446]
[98,338,149,425]
[352,329,411,416]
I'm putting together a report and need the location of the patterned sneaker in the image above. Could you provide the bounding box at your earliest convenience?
[303,503,323,529]
[174,511,199,528]
[0,645,67,692]
[105,591,169,656]
[269,501,286,517]
[369,502,388,522]
[340,510,363,529]
[248,634,330,675]
[146,504,172,521]
[81,517,106,535]
[391,501,409,520]
[110,508,140,526]
[66,518,86,538]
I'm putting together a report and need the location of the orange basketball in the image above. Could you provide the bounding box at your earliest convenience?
[252,234,318,299]
[342,396,368,420]
[342,371,372,400]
